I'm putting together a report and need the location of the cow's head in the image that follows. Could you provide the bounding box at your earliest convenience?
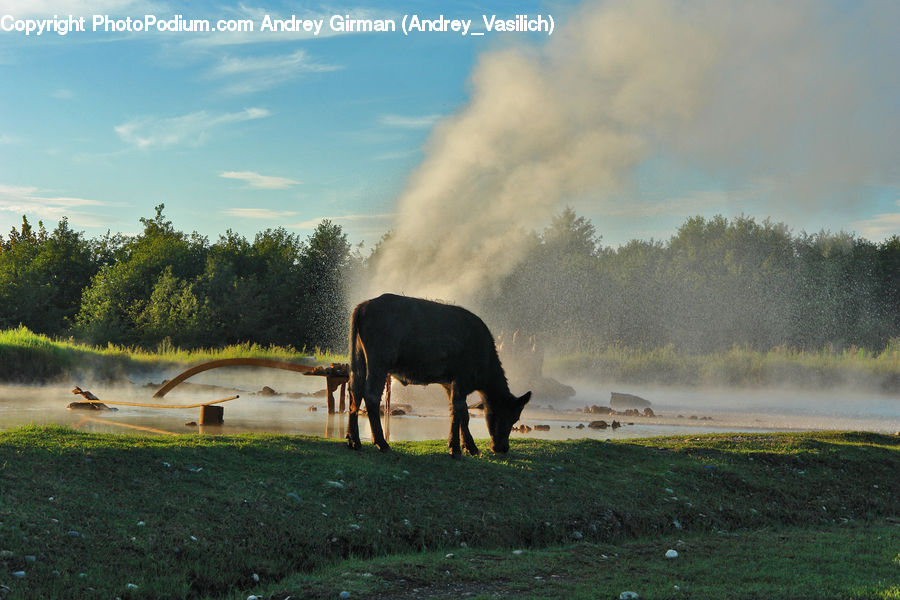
[486,391,531,453]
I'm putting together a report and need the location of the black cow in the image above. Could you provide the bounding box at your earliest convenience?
[347,294,531,457]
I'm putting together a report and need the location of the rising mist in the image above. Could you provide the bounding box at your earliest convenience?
[364,0,897,313]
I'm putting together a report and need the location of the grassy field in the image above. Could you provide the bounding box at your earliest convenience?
[0,428,897,599]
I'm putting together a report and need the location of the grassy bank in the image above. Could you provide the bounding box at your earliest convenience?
[549,342,900,391]
[3,326,900,392]
[0,428,898,599]
[0,327,343,383]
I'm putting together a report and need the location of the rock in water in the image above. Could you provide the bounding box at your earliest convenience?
[610,392,651,409]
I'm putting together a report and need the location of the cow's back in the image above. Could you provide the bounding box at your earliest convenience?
[351,294,500,389]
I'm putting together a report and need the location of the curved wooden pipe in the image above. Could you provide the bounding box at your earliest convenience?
[153,358,315,398]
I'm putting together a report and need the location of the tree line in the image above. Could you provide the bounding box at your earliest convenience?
[1,205,898,353]
[477,209,900,353]
[0,205,354,350]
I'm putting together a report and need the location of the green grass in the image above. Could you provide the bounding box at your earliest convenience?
[549,342,900,391]
[4,326,900,392]
[273,526,900,600]
[0,326,343,383]
[0,428,897,599]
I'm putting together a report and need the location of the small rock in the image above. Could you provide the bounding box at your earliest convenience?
[512,549,523,555]
[252,573,260,582]
[327,480,344,489]
[259,386,277,396]
[673,520,682,529]
[0,550,13,559]
[136,521,145,527]
[67,530,81,537]
[666,549,679,559]
[340,592,351,600]
[1,584,12,595]
[248,596,261,600]
[308,405,318,411]
[571,530,583,540]
[24,555,36,562]
[445,553,455,559]
[286,492,302,502]
[125,583,138,590]
[12,571,25,579]
[185,421,197,427]
[619,592,639,600]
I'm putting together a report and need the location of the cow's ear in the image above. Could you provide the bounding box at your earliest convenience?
[519,391,532,406]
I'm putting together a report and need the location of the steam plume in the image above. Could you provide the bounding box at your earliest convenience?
[367,0,897,305]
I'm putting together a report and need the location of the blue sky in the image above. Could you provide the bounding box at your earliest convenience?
[0,0,897,249]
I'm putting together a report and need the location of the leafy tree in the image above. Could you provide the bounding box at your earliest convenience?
[76,205,208,345]
[297,220,352,350]
[0,216,96,334]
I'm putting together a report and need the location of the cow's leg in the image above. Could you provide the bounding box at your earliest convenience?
[443,385,461,458]
[346,368,365,450]
[447,383,477,458]
[346,391,362,450]
[364,369,390,452]
[454,385,479,456]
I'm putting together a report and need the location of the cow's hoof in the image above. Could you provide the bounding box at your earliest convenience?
[376,443,392,453]
[466,446,480,456]
[346,438,362,451]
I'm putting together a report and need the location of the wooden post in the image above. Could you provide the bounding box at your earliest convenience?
[200,405,224,425]
[339,382,346,413]
[385,376,391,414]
[326,378,335,414]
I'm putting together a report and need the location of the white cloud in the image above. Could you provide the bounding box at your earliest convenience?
[852,200,900,241]
[0,183,112,227]
[209,50,340,94]
[292,212,393,229]
[222,207,298,219]
[219,171,299,189]
[114,107,270,149]
[379,114,442,129]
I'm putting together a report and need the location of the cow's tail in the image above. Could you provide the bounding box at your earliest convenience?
[348,306,365,412]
